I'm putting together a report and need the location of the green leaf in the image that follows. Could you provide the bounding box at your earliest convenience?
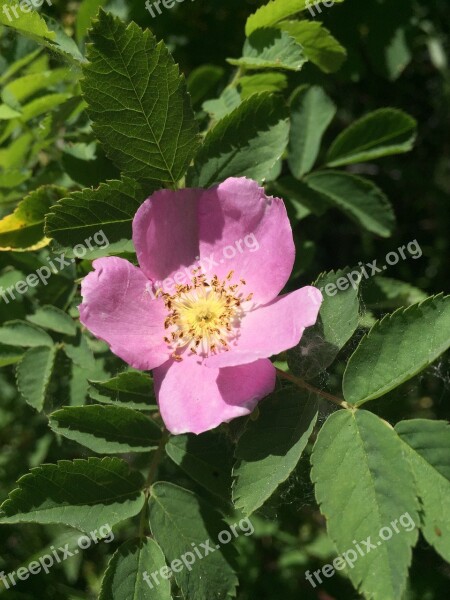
[288,269,360,379]
[187,93,289,187]
[49,405,162,454]
[363,276,427,310]
[396,419,450,562]
[233,390,318,515]
[239,72,287,100]
[0,320,53,347]
[187,64,224,106]
[311,410,419,600]
[0,2,84,64]
[202,86,241,121]
[63,332,94,370]
[304,171,395,237]
[288,85,336,178]
[89,372,155,410]
[272,176,329,219]
[0,104,22,119]
[166,431,233,498]
[149,482,238,600]
[326,109,417,167]
[278,20,347,73]
[343,295,450,406]
[81,10,200,187]
[228,28,307,72]
[16,345,57,411]
[45,177,141,248]
[0,457,145,532]
[2,68,72,104]
[76,0,107,41]
[0,343,24,367]
[99,538,171,600]
[245,0,345,37]
[27,305,77,336]
[0,185,66,251]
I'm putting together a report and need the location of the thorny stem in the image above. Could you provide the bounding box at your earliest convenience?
[139,429,169,538]
[276,368,352,410]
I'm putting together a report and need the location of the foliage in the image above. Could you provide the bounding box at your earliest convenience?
[0,0,449,599]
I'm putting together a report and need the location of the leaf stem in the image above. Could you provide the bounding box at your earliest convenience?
[276,368,352,410]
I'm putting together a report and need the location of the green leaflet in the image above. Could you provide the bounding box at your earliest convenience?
[81,10,200,187]
[311,410,419,600]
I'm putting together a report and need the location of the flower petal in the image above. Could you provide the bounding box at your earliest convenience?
[153,357,276,434]
[198,177,295,305]
[133,187,200,282]
[79,257,169,370]
[205,286,323,368]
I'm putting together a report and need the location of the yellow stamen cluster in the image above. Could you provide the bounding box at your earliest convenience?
[159,270,252,361]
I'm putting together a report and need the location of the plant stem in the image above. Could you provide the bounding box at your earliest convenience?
[276,368,352,410]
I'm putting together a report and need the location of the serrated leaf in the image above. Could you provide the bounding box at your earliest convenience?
[396,419,450,562]
[27,305,77,336]
[45,177,141,248]
[89,372,155,410]
[99,538,171,600]
[305,171,395,237]
[149,482,238,600]
[288,269,360,379]
[166,431,233,498]
[228,28,307,72]
[343,295,450,405]
[326,109,417,167]
[187,93,289,187]
[0,185,66,251]
[288,85,336,178]
[81,10,200,187]
[0,457,145,532]
[0,2,84,64]
[278,20,347,73]
[49,405,161,454]
[0,343,24,367]
[0,320,53,347]
[245,0,345,37]
[16,345,57,412]
[233,390,318,515]
[311,410,419,600]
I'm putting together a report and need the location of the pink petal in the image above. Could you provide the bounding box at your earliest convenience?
[133,187,200,283]
[198,178,295,305]
[205,286,323,368]
[153,357,276,434]
[79,257,169,370]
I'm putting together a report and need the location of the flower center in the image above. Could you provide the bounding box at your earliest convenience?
[159,270,253,361]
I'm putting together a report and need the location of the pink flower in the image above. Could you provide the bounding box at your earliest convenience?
[79,178,322,435]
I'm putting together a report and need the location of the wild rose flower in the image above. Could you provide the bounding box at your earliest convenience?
[79,177,322,435]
